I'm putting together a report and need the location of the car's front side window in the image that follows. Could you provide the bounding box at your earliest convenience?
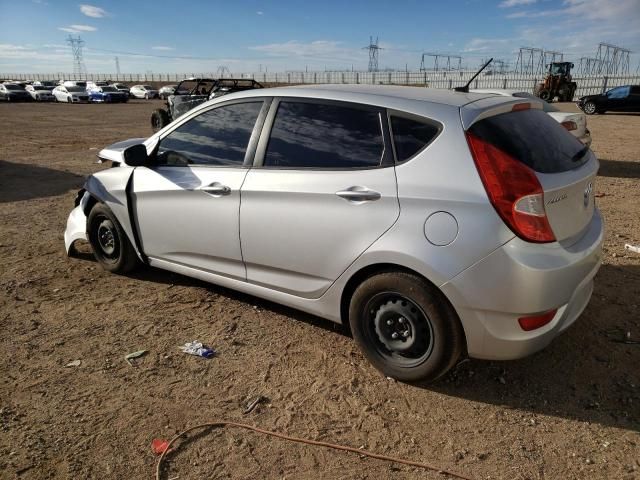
[157,101,263,167]
[263,100,384,169]
[607,86,630,99]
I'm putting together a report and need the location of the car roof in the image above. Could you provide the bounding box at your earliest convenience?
[229,84,495,108]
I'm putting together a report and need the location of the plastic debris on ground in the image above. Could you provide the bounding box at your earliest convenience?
[125,350,148,366]
[65,360,81,367]
[151,438,170,455]
[179,341,215,358]
[624,243,640,254]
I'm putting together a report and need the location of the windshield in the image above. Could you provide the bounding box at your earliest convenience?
[5,84,24,90]
[67,86,85,92]
[40,81,56,87]
[142,85,153,89]
[101,86,117,92]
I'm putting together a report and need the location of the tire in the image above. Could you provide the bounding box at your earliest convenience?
[67,96,72,103]
[349,272,465,383]
[537,89,552,101]
[151,109,170,132]
[145,93,149,100]
[583,101,597,115]
[87,203,138,274]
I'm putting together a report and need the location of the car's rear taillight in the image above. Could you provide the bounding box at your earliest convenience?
[466,132,556,243]
[518,309,557,331]
[561,120,578,131]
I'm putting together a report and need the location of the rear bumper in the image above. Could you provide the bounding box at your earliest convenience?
[441,208,604,360]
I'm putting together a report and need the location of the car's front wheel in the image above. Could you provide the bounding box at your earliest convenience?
[583,101,597,115]
[349,272,464,383]
[151,109,170,132]
[87,203,139,273]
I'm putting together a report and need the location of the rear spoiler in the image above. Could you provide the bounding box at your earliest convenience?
[460,97,543,130]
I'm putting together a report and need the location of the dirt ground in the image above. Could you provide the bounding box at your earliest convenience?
[0,98,638,480]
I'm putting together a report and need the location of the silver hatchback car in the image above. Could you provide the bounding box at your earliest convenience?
[64,85,603,382]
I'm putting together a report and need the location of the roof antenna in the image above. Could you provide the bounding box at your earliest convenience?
[455,58,493,93]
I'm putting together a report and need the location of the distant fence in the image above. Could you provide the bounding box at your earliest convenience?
[4,70,639,100]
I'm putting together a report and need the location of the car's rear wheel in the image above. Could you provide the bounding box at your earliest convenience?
[349,272,464,382]
[151,109,170,132]
[87,203,138,274]
[67,96,72,103]
[583,101,597,115]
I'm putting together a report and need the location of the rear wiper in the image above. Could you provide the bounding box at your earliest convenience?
[571,145,590,162]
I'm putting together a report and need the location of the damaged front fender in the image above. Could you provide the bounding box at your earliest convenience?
[64,167,141,259]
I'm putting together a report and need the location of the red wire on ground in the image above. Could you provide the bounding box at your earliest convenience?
[155,421,476,480]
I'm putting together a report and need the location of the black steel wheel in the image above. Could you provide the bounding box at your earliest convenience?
[87,203,138,273]
[537,89,552,101]
[349,272,465,382]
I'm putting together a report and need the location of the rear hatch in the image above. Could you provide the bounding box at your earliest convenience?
[466,105,597,246]
[547,111,588,138]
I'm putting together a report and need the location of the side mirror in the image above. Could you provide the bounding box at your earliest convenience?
[123,144,150,167]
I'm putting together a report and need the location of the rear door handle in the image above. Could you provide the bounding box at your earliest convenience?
[198,182,231,196]
[336,186,381,202]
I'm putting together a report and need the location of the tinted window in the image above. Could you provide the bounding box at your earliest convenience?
[158,102,262,166]
[390,116,440,162]
[469,109,586,174]
[264,101,383,168]
[607,86,630,98]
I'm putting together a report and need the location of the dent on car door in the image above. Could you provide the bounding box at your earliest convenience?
[240,99,400,298]
[131,100,267,280]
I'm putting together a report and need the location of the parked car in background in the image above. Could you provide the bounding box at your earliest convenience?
[88,85,129,103]
[577,85,640,115]
[130,85,158,99]
[86,81,111,91]
[0,83,32,101]
[112,83,131,96]
[158,84,178,100]
[470,89,591,147]
[66,85,603,382]
[33,80,58,89]
[52,85,89,103]
[25,84,55,101]
[63,80,88,89]
[150,77,263,131]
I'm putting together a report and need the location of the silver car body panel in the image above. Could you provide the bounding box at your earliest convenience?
[64,85,603,361]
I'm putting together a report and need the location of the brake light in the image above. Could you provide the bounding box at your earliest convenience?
[561,120,578,131]
[518,309,557,331]
[511,102,530,112]
[466,132,556,243]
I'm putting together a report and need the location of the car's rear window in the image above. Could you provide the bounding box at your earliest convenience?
[468,108,587,173]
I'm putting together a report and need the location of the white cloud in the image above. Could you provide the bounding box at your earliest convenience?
[499,0,536,7]
[249,40,360,62]
[58,24,97,33]
[256,11,263,15]
[80,4,107,18]
[152,46,174,51]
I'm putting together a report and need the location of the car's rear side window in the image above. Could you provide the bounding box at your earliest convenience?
[390,116,440,162]
[468,108,587,174]
[264,101,384,169]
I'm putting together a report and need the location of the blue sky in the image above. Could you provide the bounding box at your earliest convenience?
[0,0,638,73]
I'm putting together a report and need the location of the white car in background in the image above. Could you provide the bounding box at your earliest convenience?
[25,84,55,101]
[470,89,591,147]
[52,85,89,103]
[130,85,158,99]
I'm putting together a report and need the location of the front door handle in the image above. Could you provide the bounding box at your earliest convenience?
[198,182,231,196]
[336,186,381,202]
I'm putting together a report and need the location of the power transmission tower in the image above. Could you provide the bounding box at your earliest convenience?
[66,35,87,76]
[420,53,462,72]
[595,42,631,74]
[115,56,120,75]
[515,47,544,75]
[543,50,564,65]
[363,36,382,72]
[216,66,231,77]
